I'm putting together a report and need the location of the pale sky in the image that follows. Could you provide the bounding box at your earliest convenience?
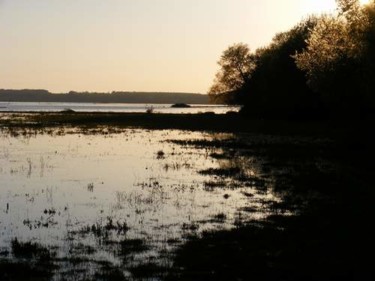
[0,0,337,94]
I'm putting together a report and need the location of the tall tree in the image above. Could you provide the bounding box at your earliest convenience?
[294,0,375,114]
[242,17,318,118]
[208,43,255,103]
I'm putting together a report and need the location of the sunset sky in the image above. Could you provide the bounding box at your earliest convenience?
[0,0,338,94]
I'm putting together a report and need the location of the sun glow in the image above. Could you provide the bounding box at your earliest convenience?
[359,0,371,5]
[301,0,337,15]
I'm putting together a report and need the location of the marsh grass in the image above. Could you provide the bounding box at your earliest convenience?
[1,112,374,280]
[199,167,242,177]
[0,112,346,135]
[117,239,149,257]
[166,130,375,281]
[11,238,54,260]
[73,218,130,238]
[3,232,154,280]
[0,260,54,281]
[156,150,165,159]
[0,239,58,281]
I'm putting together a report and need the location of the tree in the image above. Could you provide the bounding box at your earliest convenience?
[242,17,318,118]
[208,43,255,103]
[294,0,375,115]
[294,15,355,98]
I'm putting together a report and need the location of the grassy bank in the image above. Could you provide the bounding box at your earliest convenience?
[0,111,365,136]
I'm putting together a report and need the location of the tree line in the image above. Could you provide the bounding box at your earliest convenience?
[0,89,208,104]
[209,0,375,119]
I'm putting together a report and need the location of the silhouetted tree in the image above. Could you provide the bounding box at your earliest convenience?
[242,17,319,118]
[208,43,255,104]
[212,0,375,119]
[295,0,375,117]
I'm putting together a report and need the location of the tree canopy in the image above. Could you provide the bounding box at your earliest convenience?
[294,0,375,114]
[209,0,375,119]
[208,43,255,104]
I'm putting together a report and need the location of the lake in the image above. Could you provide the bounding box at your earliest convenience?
[0,102,240,114]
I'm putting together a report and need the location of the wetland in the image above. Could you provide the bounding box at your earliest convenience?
[0,112,374,280]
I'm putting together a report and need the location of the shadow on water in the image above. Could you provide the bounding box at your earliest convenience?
[0,122,374,280]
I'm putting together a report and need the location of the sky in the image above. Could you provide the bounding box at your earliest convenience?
[0,0,337,94]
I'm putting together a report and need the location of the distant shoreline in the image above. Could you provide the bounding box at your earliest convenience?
[0,89,210,104]
[0,102,236,114]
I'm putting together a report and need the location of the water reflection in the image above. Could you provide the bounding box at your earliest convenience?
[0,102,240,114]
[0,128,283,279]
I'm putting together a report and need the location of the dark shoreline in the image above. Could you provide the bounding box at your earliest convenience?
[0,111,342,135]
[2,112,374,149]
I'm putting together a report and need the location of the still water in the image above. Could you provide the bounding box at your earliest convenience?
[0,102,239,114]
[0,128,279,278]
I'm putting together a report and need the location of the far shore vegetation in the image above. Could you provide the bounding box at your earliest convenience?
[0,90,209,104]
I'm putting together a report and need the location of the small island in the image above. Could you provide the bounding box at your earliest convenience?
[171,103,191,108]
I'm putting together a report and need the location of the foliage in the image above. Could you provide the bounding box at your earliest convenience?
[210,0,375,119]
[294,0,375,115]
[242,17,319,118]
[208,43,255,104]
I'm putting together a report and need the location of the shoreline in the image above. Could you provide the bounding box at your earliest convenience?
[0,111,331,135]
[0,112,373,142]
